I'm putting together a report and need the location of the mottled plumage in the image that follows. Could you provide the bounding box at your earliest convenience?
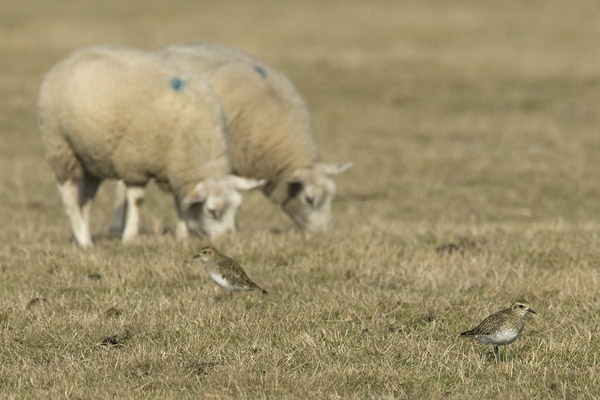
[193,246,268,295]
[461,301,536,362]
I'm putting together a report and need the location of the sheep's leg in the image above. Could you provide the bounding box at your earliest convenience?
[58,179,93,247]
[174,199,190,239]
[108,180,128,237]
[80,174,100,230]
[121,186,145,243]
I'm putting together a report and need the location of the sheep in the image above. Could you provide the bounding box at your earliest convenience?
[38,45,264,247]
[110,43,351,234]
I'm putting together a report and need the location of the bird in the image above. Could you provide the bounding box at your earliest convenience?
[192,246,268,295]
[460,301,536,362]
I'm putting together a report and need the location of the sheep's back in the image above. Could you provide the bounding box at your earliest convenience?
[39,46,227,190]
[158,44,318,182]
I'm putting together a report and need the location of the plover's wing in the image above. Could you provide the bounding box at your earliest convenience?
[461,310,506,336]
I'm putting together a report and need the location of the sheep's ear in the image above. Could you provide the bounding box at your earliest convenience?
[287,179,304,199]
[318,162,353,175]
[227,175,265,191]
[183,183,207,206]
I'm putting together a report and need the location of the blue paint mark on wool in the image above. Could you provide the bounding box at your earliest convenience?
[170,77,186,91]
[253,65,268,79]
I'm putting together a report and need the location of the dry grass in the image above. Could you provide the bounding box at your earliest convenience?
[2,0,600,398]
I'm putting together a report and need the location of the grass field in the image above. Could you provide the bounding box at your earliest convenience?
[2,0,600,398]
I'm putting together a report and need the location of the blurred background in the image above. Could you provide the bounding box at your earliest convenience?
[2,0,600,238]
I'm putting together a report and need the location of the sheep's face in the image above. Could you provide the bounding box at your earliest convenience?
[282,162,352,233]
[183,176,265,239]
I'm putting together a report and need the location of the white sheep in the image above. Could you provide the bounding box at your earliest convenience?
[110,43,351,234]
[38,45,264,247]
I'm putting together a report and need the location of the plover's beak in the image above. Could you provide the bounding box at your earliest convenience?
[528,308,536,314]
[192,254,200,260]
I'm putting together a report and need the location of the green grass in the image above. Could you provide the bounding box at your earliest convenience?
[2,0,600,398]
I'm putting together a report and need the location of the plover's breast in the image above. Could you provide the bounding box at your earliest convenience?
[487,329,520,346]
[208,271,232,290]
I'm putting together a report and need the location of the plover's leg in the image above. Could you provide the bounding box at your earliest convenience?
[493,346,499,363]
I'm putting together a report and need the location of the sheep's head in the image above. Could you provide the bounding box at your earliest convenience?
[183,176,264,239]
[281,162,352,232]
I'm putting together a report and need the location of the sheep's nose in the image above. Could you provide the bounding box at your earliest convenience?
[207,208,222,219]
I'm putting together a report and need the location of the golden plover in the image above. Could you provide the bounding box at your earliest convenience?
[193,246,268,295]
[460,301,536,362]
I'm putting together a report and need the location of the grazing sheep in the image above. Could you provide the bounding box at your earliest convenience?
[38,45,263,247]
[110,43,351,234]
